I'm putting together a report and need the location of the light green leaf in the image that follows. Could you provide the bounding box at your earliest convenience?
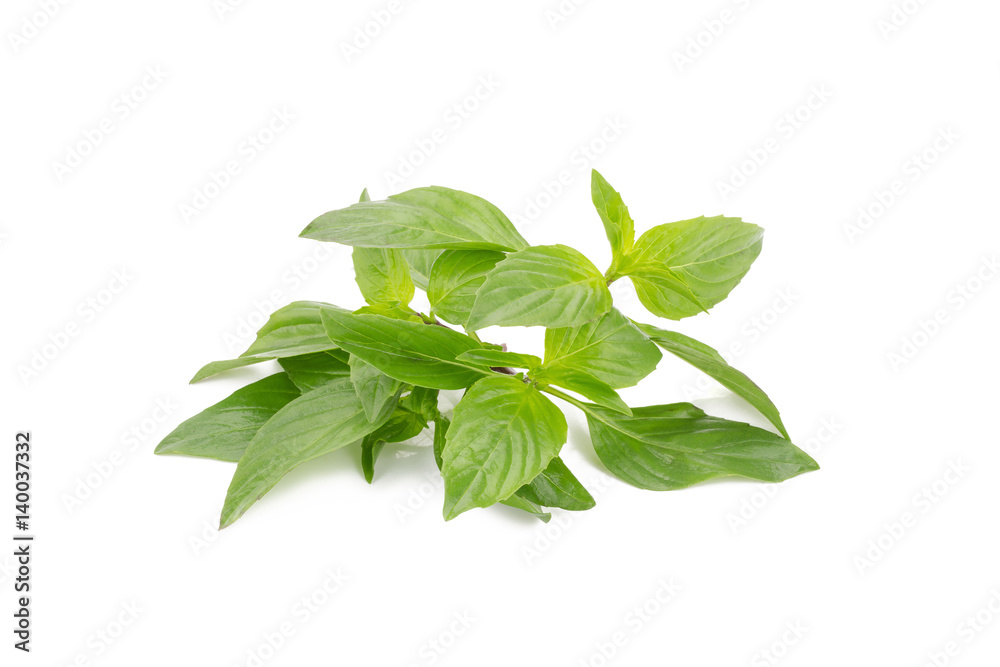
[636,323,789,438]
[427,249,504,326]
[352,247,415,307]
[455,349,542,370]
[621,216,763,320]
[155,373,301,462]
[467,245,613,330]
[500,494,551,523]
[300,186,529,252]
[401,249,444,291]
[584,403,817,491]
[591,169,635,261]
[403,386,440,421]
[534,366,632,416]
[442,375,567,520]
[350,355,406,422]
[220,377,393,528]
[191,301,343,383]
[516,457,596,511]
[277,350,351,392]
[321,309,489,390]
[543,307,661,389]
[361,407,428,483]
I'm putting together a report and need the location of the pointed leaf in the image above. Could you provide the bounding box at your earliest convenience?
[500,494,552,523]
[585,403,818,491]
[350,355,405,422]
[277,350,351,392]
[467,245,613,330]
[361,407,428,483]
[427,249,504,326]
[155,373,301,462]
[534,367,631,416]
[455,349,542,370]
[515,457,596,511]
[543,307,661,389]
[591,170,635,259]
[432,416,450,470]
[300,186,529,252]
[442,375,567,520]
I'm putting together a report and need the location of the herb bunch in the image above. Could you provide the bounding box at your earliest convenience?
[156,170,818,527]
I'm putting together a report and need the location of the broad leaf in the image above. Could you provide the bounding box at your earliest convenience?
[534,367,631,416]
[455,349,542,370]
[401,249,444,291]
[155,373,301,462]
[220,377,395,528]
[585,403,818,491]
[591,169,635,261]
[636,323,789,438]
[191,301,342,383]
[427,249,504,326]
[621,216,763,320]
[300,186,529,252]
[516,457,596,511]
[278,350,351,392]
[543,308,661,389]
[441,375,567,520]
[350,355,406,422]
[467,245,613,330]
[352,247,415,307]
[321,309,489,390]
[361,407,428,483]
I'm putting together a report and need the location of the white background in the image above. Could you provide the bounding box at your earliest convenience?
[3,1,999,665]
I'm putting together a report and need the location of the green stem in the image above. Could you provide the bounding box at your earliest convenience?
[540,385,597,418]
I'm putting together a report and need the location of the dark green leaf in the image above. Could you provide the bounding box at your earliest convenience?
[442,375,567,520]
[516,457,596,511]
[321,309,489,390]
[432,416,450,470]
[403,386,440,421]
[277,350,351,392]
[300,186,529,252]
[543,308,661,389]
[220,377,394,528]
[155,373,301,462]
[455,349,542,370]
[636,323,789,438]
[467,245,613,330]
[591,170,634,261]
[585,403,817,491]
[361,407,428,483]
[427,249,504,326]
[533,367,632,416]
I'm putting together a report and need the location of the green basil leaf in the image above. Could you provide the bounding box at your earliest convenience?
[352,247,415,307]
[622,216,763,320]
[585,403,817,491]
[591,169,635,260]
[361,407,428,483]
[155,373,301,462]
[277,350,351,392]
[534,367,632,416]
[300,186,529,252]
[467,245,613,330]
[636,323,789,438]
[191,301,343,383]
[349,355,406,422]
[220,377,394,528]
[515,457,596,511]
[500,493,552,523]
[455,349,542,370]
[432,416,450,470]
[442,375,567,520]
[427,249,504,326]
[401,249,444,291]
[403,386,440,421]
[543,307,661,389]
[321,309,489,390]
